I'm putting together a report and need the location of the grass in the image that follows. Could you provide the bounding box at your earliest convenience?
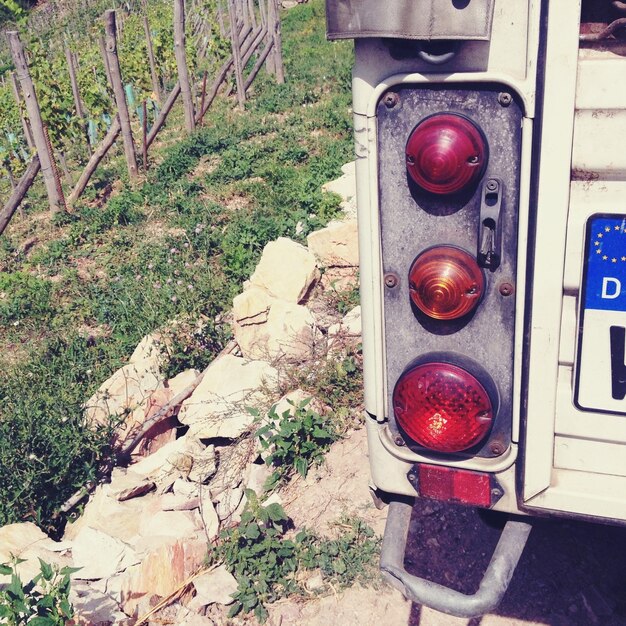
[0,0,353,534]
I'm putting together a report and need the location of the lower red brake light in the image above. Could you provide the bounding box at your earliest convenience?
[393,362,493,452]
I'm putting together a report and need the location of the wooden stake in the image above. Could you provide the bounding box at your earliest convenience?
[0,156,41,236]
[142,100,148,172]
[143,15,162,103]
[5,161,16,190]
[65,45,84,119]
[59,151,74,186]
[146,82,181,149]
[216,0,226,36]
[268,0,284,84]
[195,24,259,124]
[173,0,196,132]
[7,31,64,214]
[198,70,207,125]
[68,116,121,206]
[247,0,257,28]
[244,38,273,90]
[259,0,275,75]
[227,0,246,108]
[98,35,114,90]
[104,10,138,178]
[9,71,34,149]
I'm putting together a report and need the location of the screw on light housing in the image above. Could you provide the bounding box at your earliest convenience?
[405,113,488,195]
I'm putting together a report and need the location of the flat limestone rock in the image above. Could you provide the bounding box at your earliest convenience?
[232,286,273,325]
[234,299,321,362]
[84,359,163,427]
[249,237,318,303]
[138,509,203,540]
[307,219,359,268]
[118,538,207,605]
[178,354,278,439]
[72,526,139,580]
[189,565,238,608]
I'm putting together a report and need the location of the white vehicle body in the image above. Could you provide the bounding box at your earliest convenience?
[345,0,626,524]
[327,0,626,615]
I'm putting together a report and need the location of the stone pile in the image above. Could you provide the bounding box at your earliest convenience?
[0,164,365,625]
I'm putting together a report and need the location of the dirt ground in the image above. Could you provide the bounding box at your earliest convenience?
[263,428,626,626]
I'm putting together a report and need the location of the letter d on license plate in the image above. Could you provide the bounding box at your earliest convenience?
[575,214,626,414]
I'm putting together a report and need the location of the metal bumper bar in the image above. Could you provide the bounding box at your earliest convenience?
[380,500,532,618]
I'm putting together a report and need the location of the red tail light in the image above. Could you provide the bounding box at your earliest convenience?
[408,246,484,320]
[405,113,488,195]
[393,362,493,452]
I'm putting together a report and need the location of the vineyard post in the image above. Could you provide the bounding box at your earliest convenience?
[173,0,196,132]
[247,0,257,28]
[5,161,16,189]
[216,0,226,37]
[7,31,64,214]
[64,45,91,154]
[142,99,148,172]
[104,10,139,178]
[199,70,207,124]
[143,15,162,103]
[259,0,275,75]
[146,82,181,149]
[268,0,284,84]
[98,35,114,90]
[68,117,121,206]
[9,71,34,149]
[0,156,41,235]
[65,45,84,119]
[227,0,246,108]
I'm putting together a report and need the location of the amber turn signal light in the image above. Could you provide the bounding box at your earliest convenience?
[409,246,484,320]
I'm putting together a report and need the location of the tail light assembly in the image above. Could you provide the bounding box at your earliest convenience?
[378,85,522,462]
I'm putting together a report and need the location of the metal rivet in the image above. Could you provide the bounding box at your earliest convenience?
[490,442,505,455]
[486,179,498,191]
[498,92,512,107]
[384,272,399,289]
[383,92,399,108]
[499,282,514,297]
[394,435,405,447]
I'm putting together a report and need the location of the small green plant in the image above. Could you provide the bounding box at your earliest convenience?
[254,398,338,491]
[328,280,360,315]
[0,557,78,625]
[209,490,300,623]
[299,517,381,587]
[210,494,380,623]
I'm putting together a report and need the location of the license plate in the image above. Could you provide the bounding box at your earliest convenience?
[575,214,626,415]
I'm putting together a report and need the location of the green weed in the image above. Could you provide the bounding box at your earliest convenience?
[210,492,380,623]
[254,398,338,491]
[0,557,78,625]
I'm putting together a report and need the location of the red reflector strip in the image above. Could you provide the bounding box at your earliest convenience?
[418,464,492,507]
